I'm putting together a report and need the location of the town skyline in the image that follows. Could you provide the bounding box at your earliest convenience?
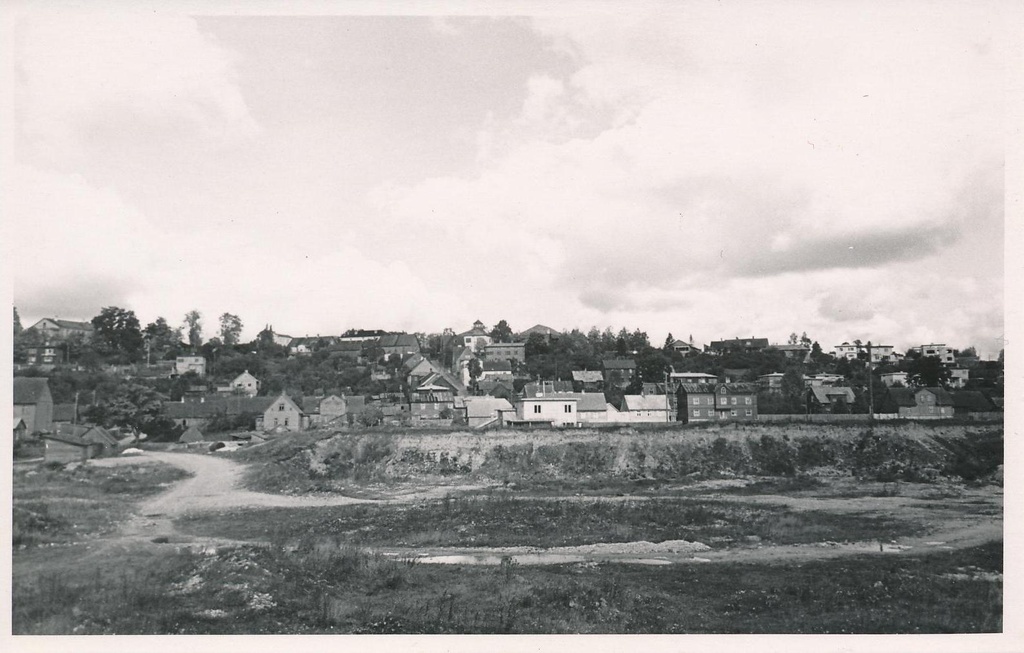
[7,3,1013,360]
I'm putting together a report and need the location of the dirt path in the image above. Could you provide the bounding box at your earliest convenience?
[89,452,1002,565]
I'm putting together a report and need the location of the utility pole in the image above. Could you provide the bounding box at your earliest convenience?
[867,341,874,421]
[73,391,79,425]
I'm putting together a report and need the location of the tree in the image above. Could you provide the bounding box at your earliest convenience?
[788,332,799,345]
[183,310,203,349]
[219,313,243,346]
[780,368,805,413]
[489,319,513,343]
[663,332,675,352]
[144,317,183,360]
[83,382,167,432]
[91,306,144,362]
[13,307,22,336]
[800,332,811,346]
[908,355,951,387]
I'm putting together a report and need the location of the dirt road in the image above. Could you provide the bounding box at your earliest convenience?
[91,451,1002,565]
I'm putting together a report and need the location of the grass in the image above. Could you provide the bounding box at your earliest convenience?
[175,494,925,548]
[12,461,192,548]
[12,539,1002,634]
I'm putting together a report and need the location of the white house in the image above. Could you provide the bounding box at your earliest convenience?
[516,392,579,427]
[620,394,672,422]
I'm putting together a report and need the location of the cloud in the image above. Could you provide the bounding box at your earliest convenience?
[367,5,1006,355]
[16,12,259,167]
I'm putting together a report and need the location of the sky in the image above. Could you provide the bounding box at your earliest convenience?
[4,1,1019,358]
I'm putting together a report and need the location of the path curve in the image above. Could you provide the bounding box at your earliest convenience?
[89,452,1002,565]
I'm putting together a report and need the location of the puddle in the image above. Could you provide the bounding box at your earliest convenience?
[414,553,675,566]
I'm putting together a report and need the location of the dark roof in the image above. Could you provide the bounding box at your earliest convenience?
[950,391,997,412]
[56,319,93,330]
[922,387,954,406]
[710,338,770,349]
[378,333,420,349]
[482,360,512,372]
[477,379,515,398]
[888,388,918,407]
[522,380,574,396]
[519,324,559,337]
[14,377,51,404]
[301,397,322,414]
[677,383,716,393]
[719,383,758,394]
[163,396,275,419]
[52,404,78,422]
[809,386,855,404]
[603,358,636,370]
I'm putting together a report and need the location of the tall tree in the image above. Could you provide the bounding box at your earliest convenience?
[144,317,183,359]
[663,332,675,351]
[13,307,22,336]
[219,313,244,346]
[788,332,799,345]
[91,306,144,362]
[489,319,513,343]
[183,310,203,350]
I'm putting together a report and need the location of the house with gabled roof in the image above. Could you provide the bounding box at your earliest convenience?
[218,370,260,397]
[256,392,308,432]
[26,317,94,341]
[42,423,118,463]
[887,387,954,419]
[575,392,612,424]
[14,377,54,435]
[480,359,514,382]
[378,333,420,358]
[806,386,856,413]
[477,379,515,402]
[621,394,672,422]
[572,370,604,392]
[949,391,999,418]
[602,358,636,388]
[462,396,515,428]
[714,383,758,420]
[670,339,704,356]
[676,383,717,423]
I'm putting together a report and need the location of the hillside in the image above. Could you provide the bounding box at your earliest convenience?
[230,422,1003,495]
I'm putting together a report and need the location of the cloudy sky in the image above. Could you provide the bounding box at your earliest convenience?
[5,2,1017,357]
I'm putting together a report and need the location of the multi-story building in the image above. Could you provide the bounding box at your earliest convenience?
[175,355,207,377]
[910,344,956,365]
[481,341,526,364]
[25,318,94,342]
[715,383,759,420]
[834,342,861,360]
[456,320,492,351]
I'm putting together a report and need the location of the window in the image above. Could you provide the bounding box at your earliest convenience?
[746,409,752,416]
[693,410,700,417]
[745,397,752,405]
[533,405,541,414]
[564,404,572,413]
[730,410,737,417]
[279,404,285,411]
[284,418,289,427]
[731,397,737,405]
[692,397,699,405]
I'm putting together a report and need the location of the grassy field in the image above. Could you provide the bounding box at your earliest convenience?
[13,460,192,548]
[11,429,1002,635]
[175,494,924,549]
[13,539,1002,634]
